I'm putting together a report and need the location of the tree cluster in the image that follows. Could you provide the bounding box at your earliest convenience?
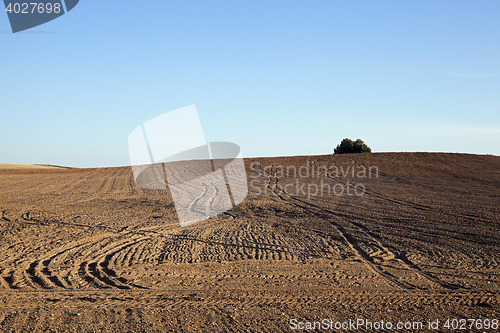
[334,138,371,154]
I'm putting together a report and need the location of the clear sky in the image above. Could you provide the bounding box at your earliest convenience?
[1,1,499,167]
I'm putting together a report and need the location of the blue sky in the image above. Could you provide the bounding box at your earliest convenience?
[1,1,499,167]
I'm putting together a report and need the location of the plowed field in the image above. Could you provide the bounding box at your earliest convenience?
[0,153,499,332]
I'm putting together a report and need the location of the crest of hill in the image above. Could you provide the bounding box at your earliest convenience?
[0,152,498,177]
[0,164,71,169]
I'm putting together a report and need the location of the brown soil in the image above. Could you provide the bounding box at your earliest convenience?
[0,152,499,332]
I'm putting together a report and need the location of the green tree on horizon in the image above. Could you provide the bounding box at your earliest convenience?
[334,138,371,154]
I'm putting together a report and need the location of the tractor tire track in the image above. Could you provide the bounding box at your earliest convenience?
[259,164,460,290]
